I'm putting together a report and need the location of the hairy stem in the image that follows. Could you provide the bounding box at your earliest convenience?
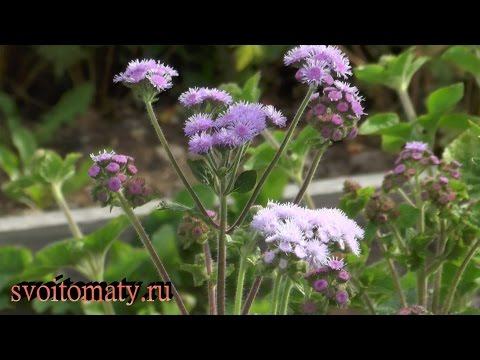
[294,144,328,205]
[350,275,376,315]
[271,272,282,315]
[234,254,248,315]
[145,101,217,228]
[228,86,316,233]
[216,178,228,315]
[279,278,293,315]
[442,238,480,314]
[51,183,83,239]
[432,220,447,313]
[203,242,216,315]
[242,276,263,315]
[380,240,407,308]
[117,192,188,315]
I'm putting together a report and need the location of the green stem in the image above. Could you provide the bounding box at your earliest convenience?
[270,272,282,315]
[390,224,409,255]
[242,276,263,315]
[379,240,408,308]
[51,183,83,239]
[228,85,316,233]
[279,278,293,315]
[216,178,228,315]
[350,275,376,315]
[203,242,216,315]
[432,220,447,313]
[397,188,417,208]
[145,101,217,229]
[413,175,427,307]
[117,192,188,315]
[397,88,417,122]
[234,254,248,315]
[416,267,427,307]
[442,238,480,314]
[294,144,328,205]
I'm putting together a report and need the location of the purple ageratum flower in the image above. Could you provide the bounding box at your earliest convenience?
[335,290,349,305]
[90,149,116,163]
[188,132,214,154]
[394,164,406,174]
[107,177,122,192]
[179,87,232,108]
[184,113,214,136]
[264,251,276,264]
[451,170,460,179]
[106,162,120,173]
[439,177,449,184]
[338,270,350,281]
[278,258,288,270]
[326,256,345,270]
[264,105,287,127]
[212,128,239,148]
[113,59,177,92]
[450,160,461,168]
[300,59,331,86]
[112,155,129,164]
[303,302,317,314]
[284,45,320,65]
[127,164,138,175]
[88,164,101,178]
[310,46,352,78]
[313,279,328,292]
[305,240,330,267]
[405,141,428,152]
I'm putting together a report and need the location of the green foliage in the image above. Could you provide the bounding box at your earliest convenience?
[442,45,480,84]
[339,187,375,218]
[234,46,264,72]
[426,83,464,115]
[355,47,429,91]
[231,170,257,194]
[35,45,89,78]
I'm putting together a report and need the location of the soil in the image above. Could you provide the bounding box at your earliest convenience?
[0,99,396,216]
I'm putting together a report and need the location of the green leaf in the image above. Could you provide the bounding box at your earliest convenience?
[231,170,257,194]
[234,46,263,72]
[175,184,215,209]
[469,120,480,137]
[289,125,319,156]
[359,113,400,135]
[180,253,208,287]
[442,46,480,79]
[157,200,193,212]
[439,113,480,130]
[83,216,130,254]
[426,83,464,115]
[242,72,261,102]
[0,92,19,118]
[104,242,148,282]
[63,159,91,196]
[354,64,386,85]
[58,152,82,182]
[10,125,37,167]
[381,135,405,153]
[39,151,64,183]
[0,144,20,179]
[444,129,480,198]
[35,45,88,78]
[187,159,214,187]
[339,186,375,218]
[0,246,33,290]
[218,83,243,102]
[37,82,95,143]
[397,203,421,229]
[152,224,181,269]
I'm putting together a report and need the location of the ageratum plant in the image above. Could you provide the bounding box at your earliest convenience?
[99,45,370,315]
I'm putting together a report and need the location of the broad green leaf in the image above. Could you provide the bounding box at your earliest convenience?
[58,152,82,182]
[187,159,214,188]
[152,224,181,269]
[442,46,480,79]
[354,64,386,85]
[359,113,400,135]
[83,216,130,254]
[104,242,148,282]
[469,120,480,137]
[63,159,91,196]
[0,144,19,179]
[381,135,405,153]
[37,82,95,143]
[0,92,19,118]
[377,123,413,138]
[242,72,261,102]
[289,125,318,156]
[444,129,480,198]
[218,83,243,102]
[10,126,37,167]
[231,170,257,194]
[180,253,208,287]
[439,113,480,130]
[175,183,215,209]
[39,151,64,183]
[35,45,88,78]
[397,203,421,229]
[339,186,375,218]
[426,83,464,115]
[0,246,33,290]
[234,46,263,72]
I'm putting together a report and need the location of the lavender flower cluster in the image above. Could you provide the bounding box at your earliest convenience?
[365,191,399,225]
[304,257,351,306]
[423,160,462,207]
[88,150,151,208]
[113,59,178,93]
[180,88,287,154]
[284,45,365,142]
[251,202,364,270]
[178,213,215,249]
